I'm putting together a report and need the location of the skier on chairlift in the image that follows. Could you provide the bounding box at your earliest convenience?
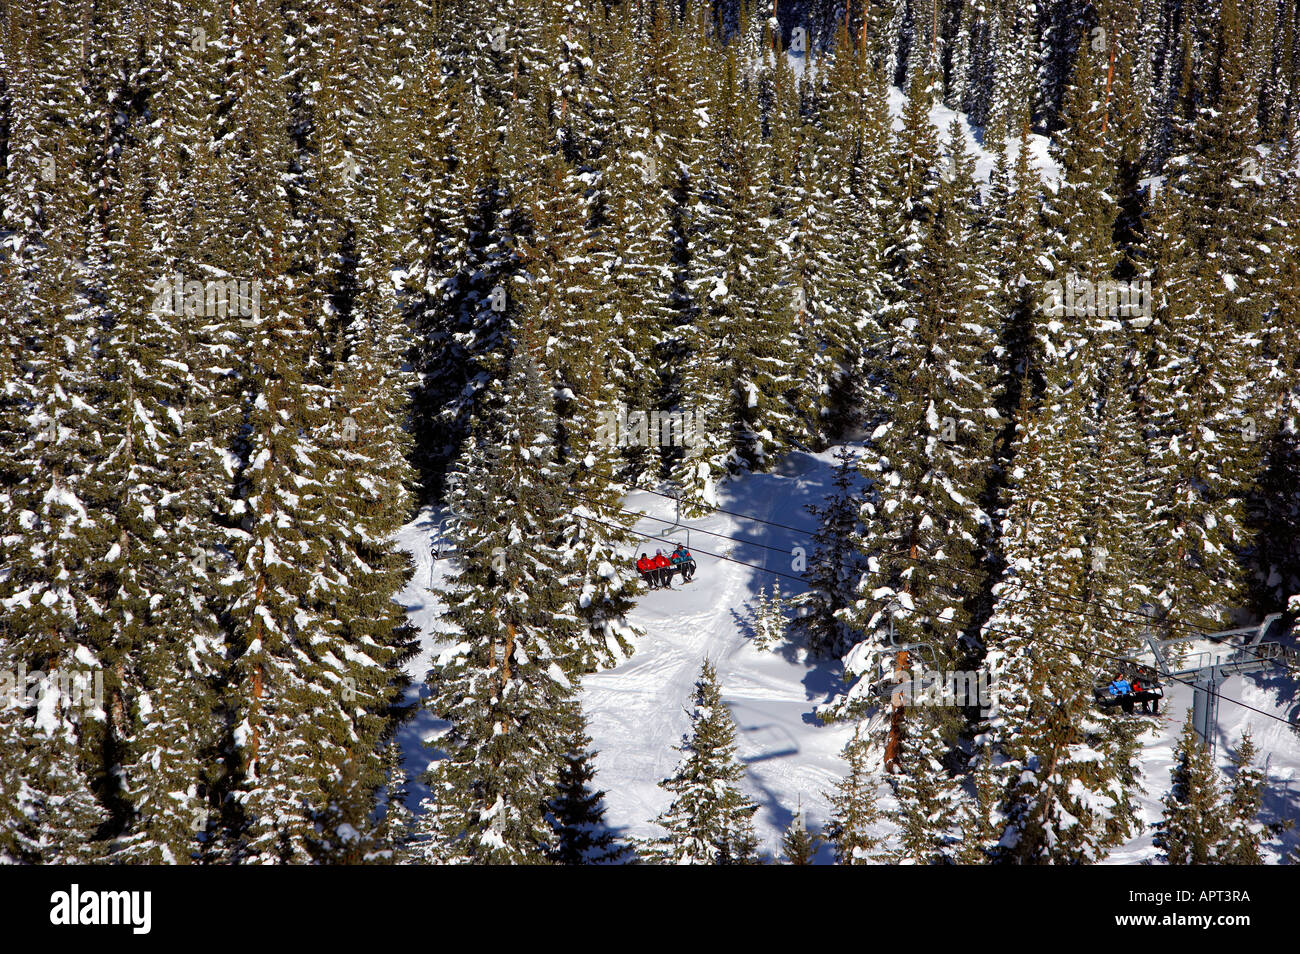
[1129,673,1158,714]
[636,552,659,589]
[652,549,673,589]
[1106,671,1134,714]
[670,543,696,583]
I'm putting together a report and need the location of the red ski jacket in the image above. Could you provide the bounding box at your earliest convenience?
[653,554,671,569]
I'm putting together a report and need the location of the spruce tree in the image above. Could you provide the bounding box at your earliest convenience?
[645,659,760,865]
[512,131,639,672]
[779,803,822,865]
[979,360,1143,863]
[824,122,997,830]
[823,725,886,864]
[548,716,629,864]
[1155,712,1225,865]
[796,446,868,659]
[1141,0,1269,637]
[0,7,114,858]
[595,6,675,486]
[1220,730,1266,865]
[417,340,581,864]
[752,583,791,652]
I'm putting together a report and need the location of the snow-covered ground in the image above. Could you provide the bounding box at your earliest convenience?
[393,442,1300,863]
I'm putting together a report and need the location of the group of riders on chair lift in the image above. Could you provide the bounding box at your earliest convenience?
[1097,667,1161,715]
[636,545,696,590]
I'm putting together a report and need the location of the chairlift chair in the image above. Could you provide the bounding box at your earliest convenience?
[1093,661,1163,714]
[866,641,942,700]
[431,516,455,561]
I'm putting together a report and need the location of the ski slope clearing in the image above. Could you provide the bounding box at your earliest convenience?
[395,444,1300,862]
[885,85,1060,192]
[581,451,860,860]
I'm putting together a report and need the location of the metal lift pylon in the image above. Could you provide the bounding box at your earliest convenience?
[1141,613,1294,761]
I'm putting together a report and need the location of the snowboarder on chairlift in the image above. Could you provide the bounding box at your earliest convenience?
[1107,672,1134,714]
[1130,676,1157,714]
[670,543,696,582]
[636,553,659,589]
[653,549,673,589]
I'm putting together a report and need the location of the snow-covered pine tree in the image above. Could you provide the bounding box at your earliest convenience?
[823,724,887,864]
[779,802,822,864]
[645,659,760,864]
[375,740,415,865]
[508,118,641,672]
[306,65,424,861]
[751,582,791,652]
[1037,0,1090,125]
[1144,0,1190,168]
[796,446,868,659]
[417,338,582,864]
[893,707,969,863]
[95,95,227,863]
[811,24,890,441]
[1220,729,1266,864]
[644,6,716,500]
[547,715,630,864]
[824,118,996,787]
[978,369,1143,863]
[0,1,114,859]
[954,738,1002,864]
[1155,711,1226,864]
[877,60,942,336]
[1139,0,1268,637]
[89,0,248,863]
[1247,134,1300,612]
[1042,31,1152,653]
[403,67,514,500]
[543,0,604,167]
[981,123,1049,556]
[207,0,367,863]
[765,48,824,450]
[671,41,801,507]
[595,6,675,486]
[1046,31,1120,289]
[1245,0,1282,140]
